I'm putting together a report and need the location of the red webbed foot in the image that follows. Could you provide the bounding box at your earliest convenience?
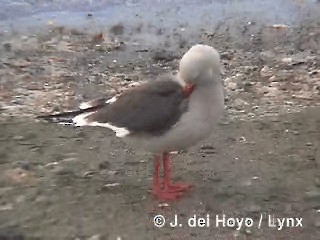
[152,153,192,200]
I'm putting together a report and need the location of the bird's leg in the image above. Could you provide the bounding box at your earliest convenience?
[152,152,191,200]
[163,152,191,193]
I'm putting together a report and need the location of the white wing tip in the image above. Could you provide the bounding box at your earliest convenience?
[95,122,130,137]
[73,112,93,126]
[106,96,117,104]
[79,97,117,110]
[79,102,93,110]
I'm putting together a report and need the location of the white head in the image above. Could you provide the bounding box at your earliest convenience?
[179,44,221,85]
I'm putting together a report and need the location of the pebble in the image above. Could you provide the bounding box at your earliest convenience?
[83,171,96,178]
[260,66,273,77]
[244,228,252,235]
[226,81,237,91]
[158,203,170,207]
[12,135,25,141]
[233,98,249,110]
[281,57,292,63]
[247,112,255,118]
[200,145,215,150]
[103,183,120,188]
[87,234,101,240]
[61,157,78,163]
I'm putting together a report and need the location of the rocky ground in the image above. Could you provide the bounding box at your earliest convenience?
[0,2,320,240]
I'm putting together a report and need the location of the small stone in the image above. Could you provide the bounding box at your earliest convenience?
[158,203,170,207]
[83,171,96,178]
[200,145,215,150]
[268,75,276,82]
[244,228,252,235]
[260,66,273,77]
[12,135,25,141]
[226,81,237,91]
[103,183,120,188]
[281,57,292,63]
[87,234,101,240]
[62,157,77,162]
[239,136,246,142]
[45,162,59,167]
[233,98,249,110]
[271,24,290,29]
[247,112,255,117]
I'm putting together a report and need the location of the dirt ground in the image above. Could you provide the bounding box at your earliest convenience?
[0,1,320,239]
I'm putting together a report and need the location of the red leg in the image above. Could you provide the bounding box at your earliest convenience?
[152,152,191,201]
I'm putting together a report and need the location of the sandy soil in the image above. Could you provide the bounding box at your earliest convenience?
[0,1,320,239]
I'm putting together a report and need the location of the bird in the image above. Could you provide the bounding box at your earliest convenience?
[37,44,225,200]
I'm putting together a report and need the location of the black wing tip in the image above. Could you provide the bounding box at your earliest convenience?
[36,110,82,123]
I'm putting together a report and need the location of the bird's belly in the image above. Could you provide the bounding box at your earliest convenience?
[130,107,221,153]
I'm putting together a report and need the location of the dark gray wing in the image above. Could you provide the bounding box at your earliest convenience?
[87,79,189,136]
